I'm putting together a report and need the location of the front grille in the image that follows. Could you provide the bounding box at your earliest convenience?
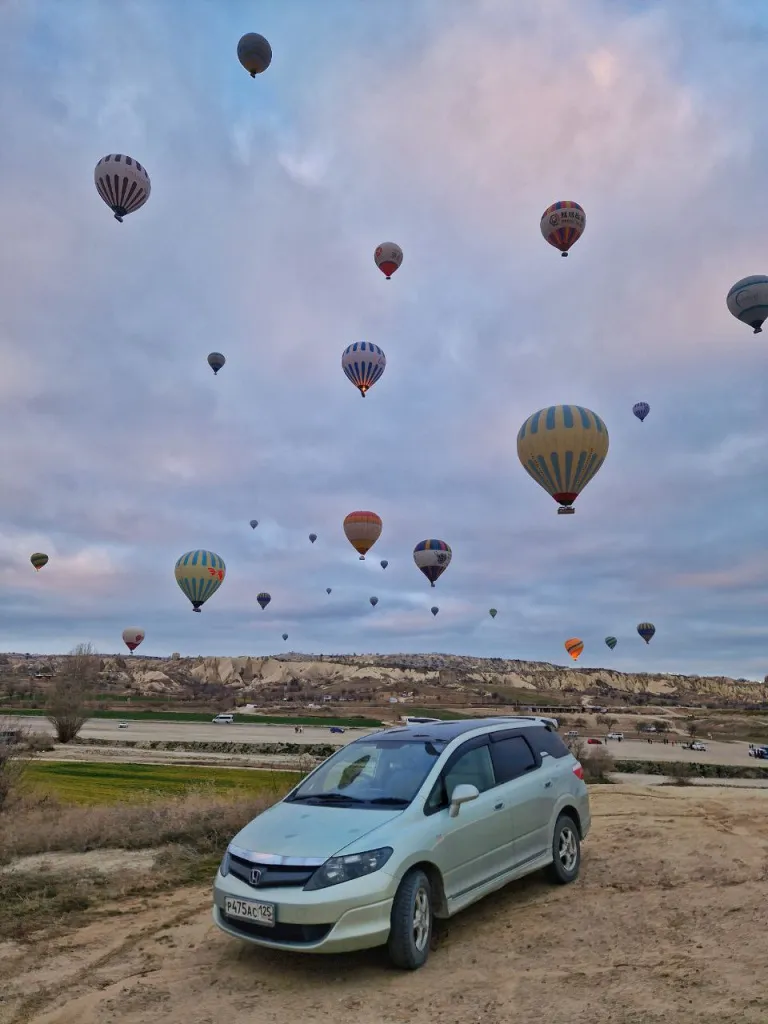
[228,854,314,889]
[222,913,333,944]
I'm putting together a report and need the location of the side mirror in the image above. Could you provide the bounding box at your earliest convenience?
[449,783,479,818]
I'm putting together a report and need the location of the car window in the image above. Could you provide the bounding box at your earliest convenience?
[529,725,570,759]
[490,735,537,783]
[425,743,495,814]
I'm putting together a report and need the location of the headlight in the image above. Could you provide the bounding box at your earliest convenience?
[304,847,393,891]
[219,851,231,877]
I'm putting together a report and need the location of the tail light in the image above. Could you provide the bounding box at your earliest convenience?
[572,763,584,781]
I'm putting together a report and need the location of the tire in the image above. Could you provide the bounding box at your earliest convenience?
[548,813,581,885]
[387,869,433,970]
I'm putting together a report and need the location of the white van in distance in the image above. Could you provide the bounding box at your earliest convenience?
[212,713,235,724]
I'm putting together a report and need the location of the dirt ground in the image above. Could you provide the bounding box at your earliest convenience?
[1,785,768,1024]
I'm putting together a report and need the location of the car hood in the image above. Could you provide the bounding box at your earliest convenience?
[230,800,404,859]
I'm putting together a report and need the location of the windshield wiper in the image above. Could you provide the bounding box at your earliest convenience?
[288,792,366,803]
[367,796,410,806]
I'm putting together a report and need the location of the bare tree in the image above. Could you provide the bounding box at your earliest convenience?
[687,721,698,739]
[46,642,99,743]
[0,724,25,813]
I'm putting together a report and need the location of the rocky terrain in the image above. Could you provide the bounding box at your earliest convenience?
[1,651,766,706]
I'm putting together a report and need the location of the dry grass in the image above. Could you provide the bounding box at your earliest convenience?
[568,738,615,783]
[0,788,277,942]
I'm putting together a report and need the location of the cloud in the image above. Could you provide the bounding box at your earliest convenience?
[0,0,765,679]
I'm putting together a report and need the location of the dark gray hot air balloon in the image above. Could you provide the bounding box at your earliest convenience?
[326,587,332,595]
[282,633,288,641]
[380,559,388,569]
[249,519,258,529]
[237,33,272,77]
[431,606,439,616]
[94,154,151,223]
[369,596,378,607]
[208,352,226,375]
[309,533,317,544]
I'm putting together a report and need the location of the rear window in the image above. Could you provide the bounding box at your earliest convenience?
[529,725,570,759]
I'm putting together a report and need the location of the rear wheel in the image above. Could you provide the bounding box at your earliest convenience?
[387,869,433,970]
[548,814,581,885]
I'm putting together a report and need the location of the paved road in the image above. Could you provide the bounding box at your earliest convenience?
[11,716,766,768]
[11,716,368,747]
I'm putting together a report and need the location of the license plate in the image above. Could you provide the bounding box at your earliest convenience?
[224,897,275,926]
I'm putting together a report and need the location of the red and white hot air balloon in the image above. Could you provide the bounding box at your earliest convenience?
[122,628,145,653]
[374,242,403,280]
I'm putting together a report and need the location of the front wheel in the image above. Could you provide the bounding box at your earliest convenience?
[387,869,433,970]
[548,814,581,885]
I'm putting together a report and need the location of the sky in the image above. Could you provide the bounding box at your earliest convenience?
[1,0,767,679]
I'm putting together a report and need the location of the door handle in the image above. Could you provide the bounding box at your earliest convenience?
[494,802,504,810]
[544,780,552,788]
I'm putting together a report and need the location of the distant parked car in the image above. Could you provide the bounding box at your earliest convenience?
[606,732,623,741]
[688,742,707,752]
[587,738,602,745]
[329,726,345,734]
[118,722,129,729]
[565,730,579,738]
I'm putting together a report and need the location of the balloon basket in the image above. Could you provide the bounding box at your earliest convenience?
[557,507,575,515]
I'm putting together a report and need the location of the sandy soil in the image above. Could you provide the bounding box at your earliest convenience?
[1,786,767,1024]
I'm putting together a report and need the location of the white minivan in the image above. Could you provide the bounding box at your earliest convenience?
[212,713,235,724]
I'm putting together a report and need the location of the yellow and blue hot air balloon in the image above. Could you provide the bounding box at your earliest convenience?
[637,622,656,644]
[174,550,226,612]
[564,637,584,661]
[517,405,609,515]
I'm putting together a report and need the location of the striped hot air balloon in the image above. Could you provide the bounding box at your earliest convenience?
[632,402,650,422]
[94,154,151,223]
[637,622,656,644]
[174,550,226,612]
[489,608,498,619]
[257,592,271,610]
[341,342,386,397]
[540,201,585,256]
[564,637,584,661]
[413,540,452,587]
[517,405,609,515]
[605,636,617,650]
[343,511,382,559]
[30,552,48,572]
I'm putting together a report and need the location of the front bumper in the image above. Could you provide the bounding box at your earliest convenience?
[212,868,396,954]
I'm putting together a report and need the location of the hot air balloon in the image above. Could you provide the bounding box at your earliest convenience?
[237,33,272,76]
[540,201,585,256]
[605,636,617,651]
[30,553,48,572]
[343,511,382,559]
[326,587,332,595]
[413,540,452,587]
[517,405,609,515]
[174,550,226,612]
[369,596,379,607]
[122,628,145,653]
[489,608,497,619]
[637,622,656,644]
[249,519,258,529]
[94,155,151,223]
[257,592,271,610]
[380,559,388,569]
[374,242,403,280]
[309,533,317,544]
[208,352,226,375]
[431,606,439,616]
[341,342,386,398]
[632,402,650,423]
[727,275,768,334]
[564,637,584,661]
[282,633,288,641]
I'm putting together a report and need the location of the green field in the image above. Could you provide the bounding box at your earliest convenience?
[22,761,302,804]
[2,707,384,727]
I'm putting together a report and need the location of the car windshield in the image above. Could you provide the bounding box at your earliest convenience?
[285,738,447,808]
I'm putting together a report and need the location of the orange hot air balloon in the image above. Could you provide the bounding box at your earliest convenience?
[343,510,382,559]
[564,637,583,661]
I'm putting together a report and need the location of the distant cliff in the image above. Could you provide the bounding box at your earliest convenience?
[2,651,766,704]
